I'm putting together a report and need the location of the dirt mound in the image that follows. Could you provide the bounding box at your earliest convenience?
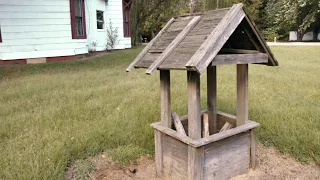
[67,144,320,180]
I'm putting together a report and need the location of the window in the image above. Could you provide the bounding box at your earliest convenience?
[70,0,87,39]
[122,0,132,37]
[97,11,104,30]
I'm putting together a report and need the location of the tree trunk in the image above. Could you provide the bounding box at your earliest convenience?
[313,29,318,41]
[297,31,304,42]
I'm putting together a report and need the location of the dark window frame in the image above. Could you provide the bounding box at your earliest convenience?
[70,0,87,39]
[96,10,104,30]
[0,27,2,43]
[0,26,2,43]
[122,0,132,37]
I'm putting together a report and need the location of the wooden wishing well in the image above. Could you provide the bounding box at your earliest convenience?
[127,3,278,180]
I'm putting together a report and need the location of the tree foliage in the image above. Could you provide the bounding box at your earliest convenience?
[265,0,320,41]
[130,0,320,43]
[130,0,189,45]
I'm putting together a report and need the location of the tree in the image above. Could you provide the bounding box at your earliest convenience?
[266,0,320,41]
[130,0,189,45]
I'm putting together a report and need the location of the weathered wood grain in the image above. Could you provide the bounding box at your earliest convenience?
[135,53,161,68]
[219,122,233,132]
[211,53,268,66]
[186,4,245,73]
[126,18,174,71]
[203,113,210,138]
[146,16,202,75]
[187,71,202,139]
[160,70,171,128]
[236,64,248,126]
[166,16,195,32]
[151,120,260,148]
[207,66,217,135]
[188,146,204,180]
[172,111,187,136]
[203,132,250,179]
[162,134,188,179]
[154,129,163,176]
[191,120,259,147]
[217,111,237,127]
[159,10,229,70]
[250,130,256,170]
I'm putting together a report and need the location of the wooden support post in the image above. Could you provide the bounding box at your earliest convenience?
[187,71,201,139]
[154,129,163,176]
[236,64,248,126]
[187,71,203,180]
[202,113,209,138]
[250,129,256,170]
[207,66,217,134]
[188,146,204,180]
[160,70,171,128]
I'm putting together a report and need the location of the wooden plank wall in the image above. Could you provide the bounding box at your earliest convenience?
[203,132,250,180]
[162,134,188,179]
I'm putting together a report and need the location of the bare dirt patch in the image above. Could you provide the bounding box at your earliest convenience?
[66,144,320,180]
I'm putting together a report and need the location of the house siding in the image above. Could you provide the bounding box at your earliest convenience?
[289,31,320,41]
[86,0,131,51]
[0,0,131,61]
[0,0,88,60]
[106,0,132,49]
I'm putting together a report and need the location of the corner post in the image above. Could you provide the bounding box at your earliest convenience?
[207,66,217,134]
[156,70,171,177]
[250,129,256,170]
[187,71,203,180]
[160,70,171,127]
[236,64,248,126]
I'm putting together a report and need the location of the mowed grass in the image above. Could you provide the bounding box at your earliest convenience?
[0,46,319,179]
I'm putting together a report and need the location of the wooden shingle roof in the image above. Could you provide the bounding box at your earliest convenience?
[127,3,278,75]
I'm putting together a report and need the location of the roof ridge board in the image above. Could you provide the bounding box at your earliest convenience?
[126,18,175,72]
[185,3,245,73]
[242,9,278,66]
[146,15,203,75]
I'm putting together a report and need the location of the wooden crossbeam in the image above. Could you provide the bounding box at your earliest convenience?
[220,48,259,54]
[211,53,268,66]
[146,16,202,75]
[126,18,175,72]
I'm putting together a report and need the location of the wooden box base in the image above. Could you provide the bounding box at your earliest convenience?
[152,111,259,180]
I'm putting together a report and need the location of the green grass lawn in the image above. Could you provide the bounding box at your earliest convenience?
[0,46,319,179]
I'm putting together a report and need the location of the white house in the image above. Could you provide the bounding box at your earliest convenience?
[0,0,132,64]
[289,29,320,41]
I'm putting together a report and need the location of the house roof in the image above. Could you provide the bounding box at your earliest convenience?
[127,3,278,75]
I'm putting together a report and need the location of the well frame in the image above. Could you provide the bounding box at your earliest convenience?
[152,67,259,180]
[126,3,278,180]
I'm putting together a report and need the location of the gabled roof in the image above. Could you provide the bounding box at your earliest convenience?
[127,3,278,75]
